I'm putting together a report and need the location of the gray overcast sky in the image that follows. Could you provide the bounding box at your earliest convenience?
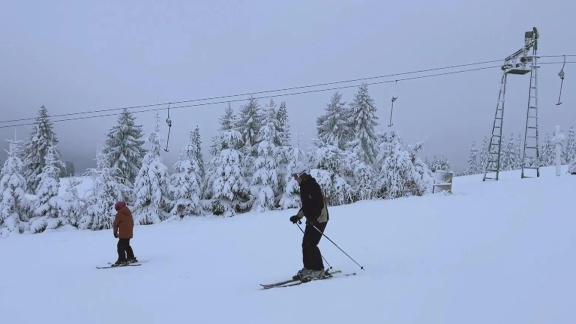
[1,0,575,174]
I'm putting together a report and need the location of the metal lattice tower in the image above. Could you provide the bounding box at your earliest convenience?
[483,27,539,181]
[521,45,540,178]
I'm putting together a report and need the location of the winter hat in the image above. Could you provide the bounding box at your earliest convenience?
[115,201,127,211]
[292,165,309,178]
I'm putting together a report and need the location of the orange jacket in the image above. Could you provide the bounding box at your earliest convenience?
[113,206,134,239]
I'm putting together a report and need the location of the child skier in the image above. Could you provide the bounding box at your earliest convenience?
[112,201,138,267]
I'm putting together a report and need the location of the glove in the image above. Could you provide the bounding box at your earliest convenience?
[289,215,300,224]
[114,232,118,238]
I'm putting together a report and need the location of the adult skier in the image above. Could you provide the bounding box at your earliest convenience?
[289,168,329,280]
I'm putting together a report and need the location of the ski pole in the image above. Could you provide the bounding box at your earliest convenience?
[296,222,333,270]
[308,222,365,270]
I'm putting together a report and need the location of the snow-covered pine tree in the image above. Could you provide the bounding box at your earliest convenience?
[278,145,305,209]
[102,108,147,194]
[0,138,30,236]
[309,138,352,206]
[209,130,250,216]
[274,101,293,204]
[425,155,451,172]
[59,161,76,178]
[81,146,126,230]
[341,140,375,201]
[21,105,62,194]
[317,91,348,150]
[168,128,204,218]
[562,126,576,164]
[467,141,479,175]
[59,176,85,228]
[407,141,434,195]
[513,134,523,170]
[375,132,432,199]
[237,98,262,177]
[347,84,379,166]
[30,142,64,233]
[251,100,280,212]
[499,133,516,171]
[132,112,171,225]
[190,126,205,179]
[204,104,237,200]
[478,136,489,174]
[276,101,291,147]
[540,133,555,167]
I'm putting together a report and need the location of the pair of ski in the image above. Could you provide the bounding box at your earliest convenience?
[260,270,355,289]
[96,262,142,269]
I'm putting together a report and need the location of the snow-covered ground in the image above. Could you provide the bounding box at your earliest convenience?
[1,167,574,324]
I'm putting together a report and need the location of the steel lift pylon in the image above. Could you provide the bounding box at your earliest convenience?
[483,27,540,181]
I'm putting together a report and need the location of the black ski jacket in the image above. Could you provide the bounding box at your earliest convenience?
[297,174,328,223]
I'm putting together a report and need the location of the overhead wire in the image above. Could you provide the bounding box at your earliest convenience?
[0,58,504,125]
[0,65,502,129]
[0,56,574,129]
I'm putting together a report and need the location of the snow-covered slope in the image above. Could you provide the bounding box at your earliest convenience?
[1,167,574,324]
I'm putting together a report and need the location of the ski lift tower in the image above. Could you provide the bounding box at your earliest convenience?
[483,27,540,181]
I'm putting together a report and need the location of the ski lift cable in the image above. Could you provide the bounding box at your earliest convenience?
[1,60,575,129]
[1,57,574,125]
[0,59,509,124]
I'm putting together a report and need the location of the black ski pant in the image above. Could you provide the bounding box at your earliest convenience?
[117,238,135,261]
[302,221,327,271]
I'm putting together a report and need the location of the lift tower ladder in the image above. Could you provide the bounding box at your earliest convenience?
[483,73,508,181]
[483,27,539,181]
[521,29,540,178]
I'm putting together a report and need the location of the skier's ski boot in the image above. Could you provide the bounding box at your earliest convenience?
[111,260,128,267]
[127,257,139,264]
[292,268,311,281]
[301,269,328,282]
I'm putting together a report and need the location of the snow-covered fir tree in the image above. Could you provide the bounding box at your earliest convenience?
[309,138,353,206]
[278,145,306,209]
[59,176,85,228]
[342,143,376,201]
[467,141,480,175]
[30,142,64,233]
[237,98,262,156]
[540,133,555,167]
[500,134,515,170]
[347,84,379,166]
[168,128,204,218]
[21,105,62,194]
[274,101,293,201]
[81,146,126,230]
[251,100,280,212]
[478,136,489,174]
[0,138,30,236]
[102,108,147,194]
[132,113,171,224]
[562,126,576,164]
[425,155,451,172]
[59,161,76,178]
[237,98,262,177]
[276,102,291,147]
[375,132,433,199]
[204,104,237,200]
[317,91,348,150]
[209,130,250,216]
[407,141,434,195]
[513,134,523,170]
[190,126,205,179]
